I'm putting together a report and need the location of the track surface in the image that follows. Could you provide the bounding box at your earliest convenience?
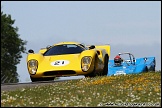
[1,78,81,92]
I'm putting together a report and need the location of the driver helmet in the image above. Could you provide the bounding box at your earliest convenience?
[114,55,123,66]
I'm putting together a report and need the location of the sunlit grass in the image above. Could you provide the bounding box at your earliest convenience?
[1,72,161,107]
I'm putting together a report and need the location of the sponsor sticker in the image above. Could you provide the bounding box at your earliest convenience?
[114,71,126,75]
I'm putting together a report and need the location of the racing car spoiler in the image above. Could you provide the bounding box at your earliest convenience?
[87,44,111,57]
[95,44,111,57]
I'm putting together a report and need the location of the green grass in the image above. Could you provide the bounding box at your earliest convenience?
[1,72,161,107]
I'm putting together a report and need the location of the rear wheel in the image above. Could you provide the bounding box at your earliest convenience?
[145,67,148,72]
[152,65,155,71]
[102,55,109,76]
[30,76,55,82]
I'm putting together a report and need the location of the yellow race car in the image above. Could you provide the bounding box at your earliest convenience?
[27,42,111,82]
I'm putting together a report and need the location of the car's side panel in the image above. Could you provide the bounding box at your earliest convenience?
[94,49,106,71]
[27,53,44,63]
[96,49,107,61]
[39,48,47,54]
[95,45,111,58]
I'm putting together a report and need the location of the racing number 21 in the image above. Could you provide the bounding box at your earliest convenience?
[54,61,64,65]
[51,60,69,66]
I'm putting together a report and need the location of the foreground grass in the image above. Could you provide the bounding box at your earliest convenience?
[1,72,161,107]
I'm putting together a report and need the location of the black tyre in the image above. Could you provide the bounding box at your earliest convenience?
[102,55,108,76]
[153,65,155,71]
[145,67,148,72]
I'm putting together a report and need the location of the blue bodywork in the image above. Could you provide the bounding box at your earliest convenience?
[107,52,156,76]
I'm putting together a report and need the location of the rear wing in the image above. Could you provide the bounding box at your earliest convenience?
[95,44,111,57]
[87,44,111,57]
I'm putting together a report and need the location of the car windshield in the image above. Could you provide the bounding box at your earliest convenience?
[119,53,136,64]
[43,44,85,56]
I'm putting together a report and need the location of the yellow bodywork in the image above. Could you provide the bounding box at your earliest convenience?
[95,45,111,58]
[26,42,111,80]
[39,48,47,54]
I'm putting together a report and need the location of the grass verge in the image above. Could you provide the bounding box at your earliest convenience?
[1,72,161,107]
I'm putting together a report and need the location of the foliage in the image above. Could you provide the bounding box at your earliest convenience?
[1,72,161,107]
[1,11,27,83]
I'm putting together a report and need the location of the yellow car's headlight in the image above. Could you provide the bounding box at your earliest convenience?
[82,65,89,71]
[27,59,38,75]
[81,56,92,72]
[82,56,91,64]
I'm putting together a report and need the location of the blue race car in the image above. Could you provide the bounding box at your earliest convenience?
[107,52,156,76]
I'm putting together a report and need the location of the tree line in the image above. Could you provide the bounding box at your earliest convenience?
[1,10,27,83]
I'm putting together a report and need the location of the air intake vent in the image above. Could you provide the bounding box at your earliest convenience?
[44,70,76,76]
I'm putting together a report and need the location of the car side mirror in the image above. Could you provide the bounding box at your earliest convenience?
[46,45,51,49]
[89,45,95,49]
[28,49,34,53]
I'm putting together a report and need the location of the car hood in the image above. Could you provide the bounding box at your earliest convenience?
[37,54,82,71]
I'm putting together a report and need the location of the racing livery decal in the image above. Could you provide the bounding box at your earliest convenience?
[51,60,70,66]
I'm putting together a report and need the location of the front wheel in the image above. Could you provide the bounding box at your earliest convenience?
[102,55,108,76]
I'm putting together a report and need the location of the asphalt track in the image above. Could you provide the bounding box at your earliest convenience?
[1,78,81,92]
